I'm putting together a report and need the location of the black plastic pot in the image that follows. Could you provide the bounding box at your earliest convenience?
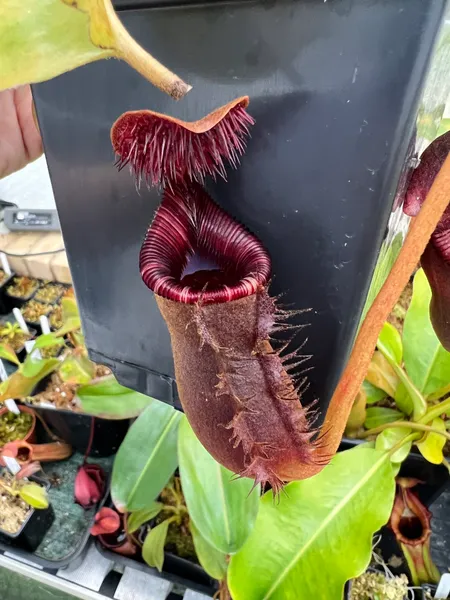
[340,438,449,507]
[34,284,65,306]
[96,539,217,597]
[0,476,54,553]
[28,403,130,458]
[20,301,53,336]
[5,278,40,311]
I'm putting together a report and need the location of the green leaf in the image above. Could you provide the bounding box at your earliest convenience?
[77,375,153,419]
[33,334,65,351]
[228,447,396,600]
[0,343,19,366]
[361,232,403,322]
[190,521,228,581]
[59,353,95,385]
[377,336,427,421]
[127,503,163,534]
[19,483,49,509]
[375,428,412,463]
[0,1,189,99]
[393,382,413,417]
[142,519,170,572]
[178,417,260,555]
[403,269,450,398]
[416,418,446,464]
[111,401,181,512]
[364,407,404,430]
[378,322,403,365]
[366,352,399,398]
[54,296,81,337]
[363,381,386,405]
[0,358,60,401]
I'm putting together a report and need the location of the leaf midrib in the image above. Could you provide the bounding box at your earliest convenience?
[128,411,179,506]
[261,452,389,600]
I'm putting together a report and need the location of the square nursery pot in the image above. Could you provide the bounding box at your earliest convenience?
[4,277,40,311]
[27,393,130,458]
[21,301,53,335]
[0,326,38,365]
[340,438,449,507]
[0,475,54,553]
[95,535,217,597]
[33,284,66,306]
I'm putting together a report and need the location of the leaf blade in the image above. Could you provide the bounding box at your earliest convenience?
[178,417,259,555]
[228,447,396,600]
[403,269,450,397]
[142,520,170,572]
[127,503,163,534]
[190,521,228,581]
[111,401,181,512]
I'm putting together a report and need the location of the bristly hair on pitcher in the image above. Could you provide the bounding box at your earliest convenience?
[111,96,254,189]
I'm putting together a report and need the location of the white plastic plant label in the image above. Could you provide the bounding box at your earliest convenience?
[0,359,8,382]
[13,308,29,334]
[0,252,11,276]
[3,456,21,475]
[435,574,450,598]
[24,340,42,360]
[5,399,20,415]
[39,315,51,335]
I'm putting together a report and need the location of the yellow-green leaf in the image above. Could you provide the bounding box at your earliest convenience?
[127,503,163,534]
[416,418,446,464]
[0,0,190,99]
[142,520,170,572]
[190,521,228,581]
[0,343,19,366]
[378,322,403,365]
[19,483,49,509]
[366,351,399,398]
[375,428,412,463]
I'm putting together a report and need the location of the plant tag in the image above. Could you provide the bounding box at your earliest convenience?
[3,456,21,475]
[5,399,20,415]
[39,316,51,335]
[0,253,11,276]
[24,340,42,360]
[13,308,29,334]
[435,574,450,598]
[0,359,8,382]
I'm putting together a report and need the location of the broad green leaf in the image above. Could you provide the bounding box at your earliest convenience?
[377,341,427,421]
[378,322,403,365]
[59,353,95,385]
[0,343,19,366]
[437,118,450,137]
[228,447,396,600]
[142,520,170,572]
[54,296,82,337]
[77,375,153,419]
[403,269,450,397]
[178,417,260,555]
[21,356,60,379]
[363,381,386,405]
[190,521,228,581]
[19,483,49,509]
[375,428,412,463]
[361,232,403,322]
[127,503,163,534]
[394,382,413,416]
[366,352,399,398]
[111,401,181,512]
[364,407,403,430]
[33,334,65,351]
[0,1,189,98]
[416,418,446,464]
[0,358,60,401]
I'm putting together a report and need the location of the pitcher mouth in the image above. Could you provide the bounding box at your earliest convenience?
[139,181,271,304]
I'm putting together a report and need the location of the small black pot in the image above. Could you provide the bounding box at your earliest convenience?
[21,301,53,336]
[33,285,65,306]
[340,438,449,506]
[29,403,130,458]
[5,278,41,311]
[0,475,54,552]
